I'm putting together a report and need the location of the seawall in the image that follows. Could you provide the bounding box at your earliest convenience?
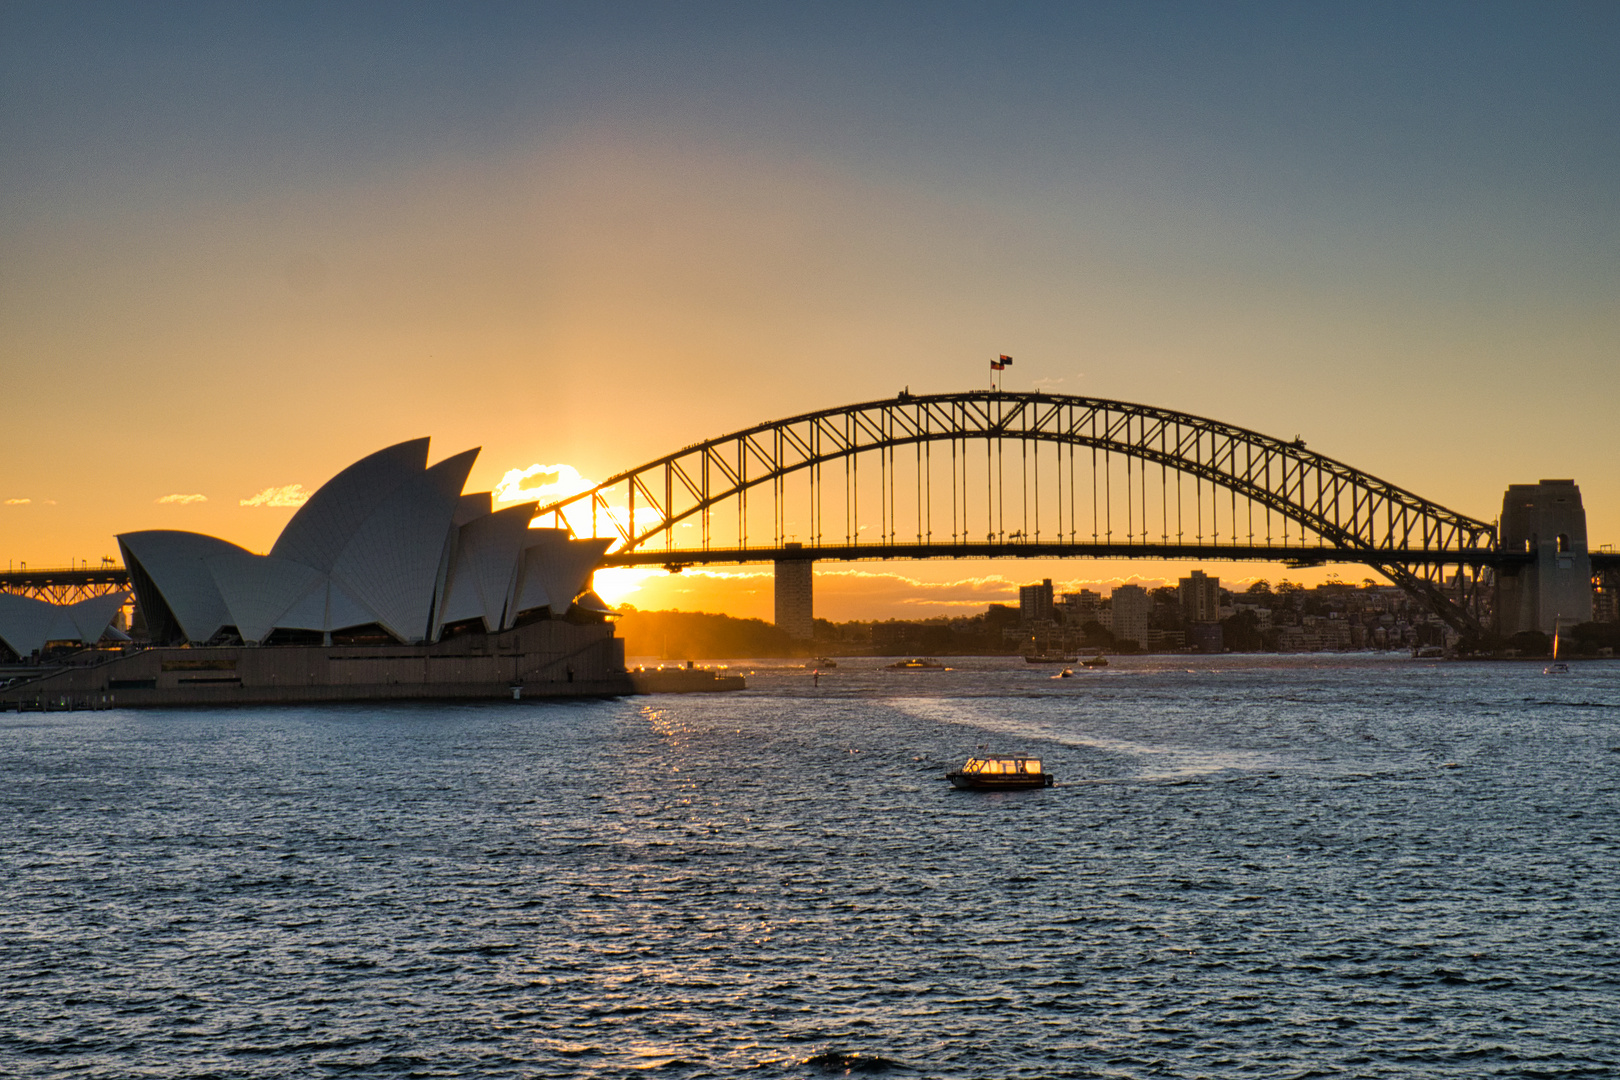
[1,619,632,709]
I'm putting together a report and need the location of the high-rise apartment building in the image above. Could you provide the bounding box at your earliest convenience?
[1111,584,1150,647]
[1179,570,1221,623]
[1061,589,1102,626]
[1020,579,1055,625]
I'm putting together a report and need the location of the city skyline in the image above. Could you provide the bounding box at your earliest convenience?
[4,3,1616,619]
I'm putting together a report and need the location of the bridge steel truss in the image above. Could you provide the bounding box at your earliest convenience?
[534,391,1503,636]
[0,564,131,606]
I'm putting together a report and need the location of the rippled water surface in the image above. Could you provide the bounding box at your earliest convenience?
[4,655,1619,1078]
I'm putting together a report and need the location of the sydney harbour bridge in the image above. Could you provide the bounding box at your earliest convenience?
[5,391,1613,639]
[524,391,1611,639]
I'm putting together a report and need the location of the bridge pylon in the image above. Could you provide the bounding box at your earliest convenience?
[774,543,814,641]
[1495,480,1593,637]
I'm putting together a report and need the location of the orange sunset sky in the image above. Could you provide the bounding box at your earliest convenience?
[3,4,1616,621]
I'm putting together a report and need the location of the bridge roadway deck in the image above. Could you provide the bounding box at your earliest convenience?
[1,565,131,590]
[606,542,1555,569]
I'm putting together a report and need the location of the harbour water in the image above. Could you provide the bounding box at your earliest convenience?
[3,655,1618,1078]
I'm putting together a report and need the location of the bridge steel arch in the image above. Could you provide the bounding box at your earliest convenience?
[534,392,1500,635]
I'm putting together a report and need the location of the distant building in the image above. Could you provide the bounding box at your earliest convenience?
[1062,592,1101,634]
[1188,621,1224,654]
[1178,570,1220,624]
[1145,629,1185,651]
[1594,569,1618,624]
[1234,602,1272,630]
[1111,584,1150,647]
[1059,589,1101,627]
[1019,579,1054,625]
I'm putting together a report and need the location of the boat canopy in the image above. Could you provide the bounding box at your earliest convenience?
[961,757,1043,775]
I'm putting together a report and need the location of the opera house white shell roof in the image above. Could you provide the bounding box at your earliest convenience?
[117,439,610,646]
[0,592,129,660]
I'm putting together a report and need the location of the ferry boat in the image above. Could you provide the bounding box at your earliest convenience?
[946,754,1054,790]
[1080,655,1108,668]
[1024,653,1077,664]
[887,658,945,670]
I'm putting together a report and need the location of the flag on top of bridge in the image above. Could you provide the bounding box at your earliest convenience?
[991,354,1012,370]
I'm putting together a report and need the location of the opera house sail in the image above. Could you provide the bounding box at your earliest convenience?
[0,592,128,663]
[3,440,639,707]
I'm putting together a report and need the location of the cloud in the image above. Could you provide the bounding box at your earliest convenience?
[494,463,596,505]
[813,566,1022,608]
[240,484,309,508]
[157,493,207,505]
[4,498,29,505]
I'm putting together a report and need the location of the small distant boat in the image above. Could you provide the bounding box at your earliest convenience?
[1080,655,1108,668]
[1024,653,1078,664]
[1545,617,1570,674]
[815,657,837,669]
[887,657,945,670]
[947,754,1054,790]
[1051,668,1074,679]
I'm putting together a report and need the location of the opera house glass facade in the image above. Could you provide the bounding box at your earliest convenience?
[119,439,610,647]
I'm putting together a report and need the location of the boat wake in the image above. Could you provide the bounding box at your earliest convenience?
[889,697,1289,779]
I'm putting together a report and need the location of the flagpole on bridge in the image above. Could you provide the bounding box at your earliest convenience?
[991,353,1011,392]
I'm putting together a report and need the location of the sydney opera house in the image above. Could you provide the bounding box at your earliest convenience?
[2,439,650,707]
[117,438,611,649]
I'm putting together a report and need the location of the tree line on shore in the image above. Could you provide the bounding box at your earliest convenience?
[615,581,1620,661]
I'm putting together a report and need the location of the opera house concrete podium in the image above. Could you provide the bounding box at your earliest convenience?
[2,439,636,708]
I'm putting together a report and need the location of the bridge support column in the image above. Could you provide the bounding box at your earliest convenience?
[1495,479,1593,637]
[774,543,814,642]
